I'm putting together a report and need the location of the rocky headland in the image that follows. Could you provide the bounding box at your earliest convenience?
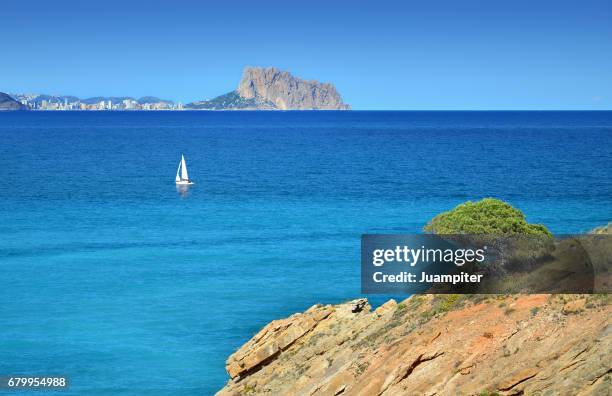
[217,294,611,395]
[8,67,349,111]
[187,67,349,110]
[217,203,611,395]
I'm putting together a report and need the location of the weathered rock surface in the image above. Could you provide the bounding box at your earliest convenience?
[237,67,349,110]
[591,223,612,235]
[0,92,28,110]
[187,67,349,110]
[217,294,611,395]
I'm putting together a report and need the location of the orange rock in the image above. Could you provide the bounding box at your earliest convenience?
[497,367,539,391]
[563,298,586,314]
[216,295,611,396]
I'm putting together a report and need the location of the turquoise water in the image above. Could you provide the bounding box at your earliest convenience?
[0,111,611,394]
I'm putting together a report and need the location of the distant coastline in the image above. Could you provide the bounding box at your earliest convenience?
[5,66,349,112]
[9,94,182,111]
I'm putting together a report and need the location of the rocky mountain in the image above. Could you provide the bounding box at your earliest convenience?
[237,67,350,110]
[217,294,611,395]
[187,67,350,110]
[0,92,28,110]
[28,94,81,105]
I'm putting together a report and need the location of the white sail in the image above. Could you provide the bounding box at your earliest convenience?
[175,154,193,185]
[180,155,189,180]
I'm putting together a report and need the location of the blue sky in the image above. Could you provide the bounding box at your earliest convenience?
[2,0,611,109]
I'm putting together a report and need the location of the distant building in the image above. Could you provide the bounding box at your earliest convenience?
[123,99,137,110]
[11,93,187,111]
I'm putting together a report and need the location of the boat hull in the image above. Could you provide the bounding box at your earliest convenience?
[175,181,194,186]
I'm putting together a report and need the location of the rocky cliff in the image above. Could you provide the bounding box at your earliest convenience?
[187,67,349,110]
[237,67,349,110]
[0,92,28,110]
[217,294,611,395]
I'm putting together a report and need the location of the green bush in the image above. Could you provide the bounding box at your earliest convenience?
[424,198,551,237]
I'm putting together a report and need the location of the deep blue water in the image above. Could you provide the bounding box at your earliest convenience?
[0,111,611,395]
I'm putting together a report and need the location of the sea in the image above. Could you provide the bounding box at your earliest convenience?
[0,111,610,395]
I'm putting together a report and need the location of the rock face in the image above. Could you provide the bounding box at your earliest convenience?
[217,294,611,395]
[187,67,350,110]
[236,67,349,110]
[591,223,612,235]
[0,92,28,110]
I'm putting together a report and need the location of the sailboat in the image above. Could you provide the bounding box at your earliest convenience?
[175,154,194,185]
